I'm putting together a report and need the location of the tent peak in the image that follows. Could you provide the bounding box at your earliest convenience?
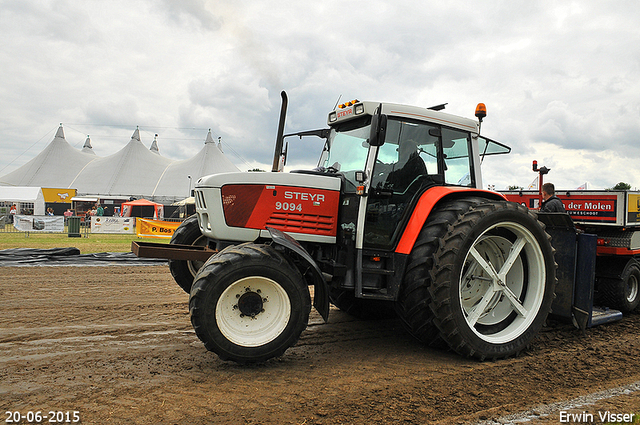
[81,135,96,155]
[55,124,65,139]
[131,127,141,142]
[150,134,160,154]
[83,136,92,149]
[205,129,215,144]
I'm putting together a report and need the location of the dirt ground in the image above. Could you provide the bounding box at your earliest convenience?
[1,265,639,425]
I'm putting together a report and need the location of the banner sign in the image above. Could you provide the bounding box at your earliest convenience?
[41,188,77,203]
[91,216,135,234]
[13,215,65,233]
[136,218,181,238]
[503,193,618,223]
[563,195,617,222]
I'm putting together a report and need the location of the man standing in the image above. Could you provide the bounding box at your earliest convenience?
[540,183,566,213]
[9,204,17,223]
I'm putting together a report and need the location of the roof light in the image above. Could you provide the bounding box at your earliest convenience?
[475,103,487,121]
[338,99,360,109]
[354,103,364,115]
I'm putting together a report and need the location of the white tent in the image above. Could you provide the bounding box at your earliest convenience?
[0,126,241,203]
[151,130,239,200]
[0,126,97,188]
[70,128,173,197]
[171,196,194,206]
[0,186,46,215]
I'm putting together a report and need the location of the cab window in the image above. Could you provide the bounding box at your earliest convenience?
[442,128,473,187]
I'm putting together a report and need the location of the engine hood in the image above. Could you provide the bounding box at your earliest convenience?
[195,171,342,191]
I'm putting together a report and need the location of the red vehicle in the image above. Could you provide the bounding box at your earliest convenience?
[503,185,640,316]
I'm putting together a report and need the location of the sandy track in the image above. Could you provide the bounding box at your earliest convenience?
[1,266,639,424]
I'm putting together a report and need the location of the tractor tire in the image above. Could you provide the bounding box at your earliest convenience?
[395,197,485,347]
[598,259,640,313]
[329,288,396,319]
[189,242,311,363]
[429,200,556,360]
[169,214,209,293]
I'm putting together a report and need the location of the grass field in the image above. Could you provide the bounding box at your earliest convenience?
[0,232,169,253]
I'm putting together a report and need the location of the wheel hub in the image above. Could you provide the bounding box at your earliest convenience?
[236,289,265,318]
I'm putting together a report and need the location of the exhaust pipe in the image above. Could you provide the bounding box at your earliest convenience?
[271,91,288,172]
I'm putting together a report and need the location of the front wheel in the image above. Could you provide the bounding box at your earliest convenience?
[429,201,556,360]
[169,215,209,293]
[189,243,311,363]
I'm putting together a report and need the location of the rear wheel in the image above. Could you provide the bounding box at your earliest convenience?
[429,201,556,360]
[169,215,209,293]
[189,243,311,363]
[396,198,484,346]
[598,259,640,313]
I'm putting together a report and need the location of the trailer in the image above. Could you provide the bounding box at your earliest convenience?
[502,189,640,315]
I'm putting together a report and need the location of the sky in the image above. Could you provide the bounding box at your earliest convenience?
[1,0,639,190]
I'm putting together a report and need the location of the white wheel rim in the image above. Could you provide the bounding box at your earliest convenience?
[216,276,291,347]
[460,221,546,344]
[626,274,639,303]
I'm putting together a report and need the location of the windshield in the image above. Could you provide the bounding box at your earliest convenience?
[323,117,371,190]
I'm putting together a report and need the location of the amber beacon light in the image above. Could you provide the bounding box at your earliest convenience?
[475,103,487,122]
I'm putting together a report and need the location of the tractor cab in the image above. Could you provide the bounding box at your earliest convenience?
[314,101,510,251]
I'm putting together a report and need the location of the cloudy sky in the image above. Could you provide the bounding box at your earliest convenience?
[1,0,639,190]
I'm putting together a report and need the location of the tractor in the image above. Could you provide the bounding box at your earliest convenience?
[155,92,564,363]
[136,92,620,363]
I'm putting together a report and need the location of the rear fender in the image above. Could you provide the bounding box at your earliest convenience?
[395,187,507,255]
[265,226,330,322]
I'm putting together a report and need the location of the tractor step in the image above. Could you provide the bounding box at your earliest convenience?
[361,267,395,275]
[355,250,400,301]
[589,306,623,327]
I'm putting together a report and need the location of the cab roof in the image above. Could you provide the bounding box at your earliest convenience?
[328,100,479,134]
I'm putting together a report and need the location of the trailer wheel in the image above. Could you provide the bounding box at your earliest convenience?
[429,201,556,360]
[396,197,484,346]
[329,288,396,319]
[189,243,311,363]
[169,214,209,293]
[598,259,640,313]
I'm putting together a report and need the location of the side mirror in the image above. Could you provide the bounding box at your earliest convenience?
[369,104,387,146]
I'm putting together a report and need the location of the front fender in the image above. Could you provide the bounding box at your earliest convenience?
[265,226,330,322]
